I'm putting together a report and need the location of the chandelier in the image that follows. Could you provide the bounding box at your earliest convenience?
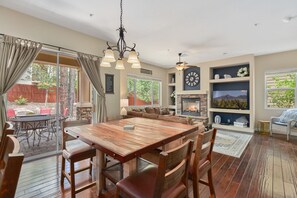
[176,53,189,71]
[100,0,141,69]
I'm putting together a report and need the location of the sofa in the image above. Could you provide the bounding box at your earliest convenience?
[270,108,297,141]
[126,107,205,150]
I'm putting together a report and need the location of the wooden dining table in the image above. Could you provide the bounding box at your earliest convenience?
[65,117,198,195]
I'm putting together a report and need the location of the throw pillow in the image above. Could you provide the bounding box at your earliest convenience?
[279,109,297,123]
[160,108,170,115]
[145,107,155,114]
[154,107,161,114]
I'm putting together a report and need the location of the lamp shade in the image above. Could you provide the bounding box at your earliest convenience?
[120,99,129,107]
[115,59,125,70]
[104,48,116,62]
[127,50,139,63]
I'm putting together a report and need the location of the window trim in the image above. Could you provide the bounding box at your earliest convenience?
[264,71,297,110]
[127,75,162,107]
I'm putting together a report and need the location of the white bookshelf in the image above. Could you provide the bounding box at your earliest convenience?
[209,60,255,133]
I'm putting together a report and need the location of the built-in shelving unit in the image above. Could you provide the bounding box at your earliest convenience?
[209,61,255,133]
[167,72,176,113]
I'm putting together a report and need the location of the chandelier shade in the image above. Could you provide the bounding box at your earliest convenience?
[115,59,125,70]
[131,62,141,69]
[101,0,141,70]
[100,60,111,67]
[103,48,116,62]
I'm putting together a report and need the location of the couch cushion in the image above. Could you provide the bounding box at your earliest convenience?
[158,115,192,125]
[127,111,143,117]
[63,139,94,159]
[160,107,170,115]
[154,107,160,114]
[279,109,297,123]
[145,107,155,114]
[143,113,159,119]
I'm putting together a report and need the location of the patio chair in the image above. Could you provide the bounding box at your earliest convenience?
[7,109,16,119]
[40,107,51,115]
[0,135,24,198]
[270,108,297,141]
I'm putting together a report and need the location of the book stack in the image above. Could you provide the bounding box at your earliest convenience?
[234,116,248,128]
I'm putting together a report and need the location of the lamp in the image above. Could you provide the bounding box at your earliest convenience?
[176,53,189,71]
[101,0,141,69]
[120,99,129,116]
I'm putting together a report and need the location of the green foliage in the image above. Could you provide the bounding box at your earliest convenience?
[31,63,56,91]
[15,95,28,105]
[127,78,160,104]
[268,74,295,108]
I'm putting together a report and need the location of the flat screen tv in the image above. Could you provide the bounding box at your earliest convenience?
[212,90,248,109]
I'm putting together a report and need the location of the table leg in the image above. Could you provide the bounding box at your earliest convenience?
[123,158,138,178]
[96,150,105,196]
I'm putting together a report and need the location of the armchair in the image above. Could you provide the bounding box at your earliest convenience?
[270,109,297,141]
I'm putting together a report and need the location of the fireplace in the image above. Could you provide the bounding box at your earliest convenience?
[181,98,200,116]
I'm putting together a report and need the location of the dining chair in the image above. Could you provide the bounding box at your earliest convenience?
[116,139,194,198]
[61,120,96,198]
[190,128,217,198]
[0,135,24,198]
[0,122,14,168]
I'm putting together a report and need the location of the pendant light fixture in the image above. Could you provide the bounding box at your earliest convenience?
[100,0,141,69]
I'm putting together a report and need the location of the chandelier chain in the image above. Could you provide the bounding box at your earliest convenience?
[120,0,123,28]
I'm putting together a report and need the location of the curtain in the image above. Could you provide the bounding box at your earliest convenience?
[77,53,107,123]
[0,35,42,134]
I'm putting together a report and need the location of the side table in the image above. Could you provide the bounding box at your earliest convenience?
[258,120,270,134]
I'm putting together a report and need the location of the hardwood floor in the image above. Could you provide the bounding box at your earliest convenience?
[15,133,297,198]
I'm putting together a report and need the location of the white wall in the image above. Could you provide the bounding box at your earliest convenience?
[255,49,297,121]
[0,6,162,120]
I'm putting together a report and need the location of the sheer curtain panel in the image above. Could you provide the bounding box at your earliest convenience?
[77,53,107,123]
[0,35,42,135]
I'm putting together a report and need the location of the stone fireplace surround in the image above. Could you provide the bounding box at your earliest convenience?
[176,94,208,117]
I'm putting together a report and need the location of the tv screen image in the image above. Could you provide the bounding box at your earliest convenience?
[212,90,248,109]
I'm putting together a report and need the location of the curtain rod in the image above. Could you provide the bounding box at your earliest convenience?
[0,33,102,58]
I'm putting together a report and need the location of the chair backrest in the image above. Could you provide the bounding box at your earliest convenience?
[0,135,24,198]
[40,107,51,115]
[63,108,69,117]
[154,139,194,197]
[0,123,14,167]
[62,120,91,149]
[7,109,16,119]
[192,128,217,173]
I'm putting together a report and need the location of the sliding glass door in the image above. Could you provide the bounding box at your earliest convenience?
[7,50,79,160]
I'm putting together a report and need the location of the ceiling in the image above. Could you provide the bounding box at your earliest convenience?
[1,0,297,68]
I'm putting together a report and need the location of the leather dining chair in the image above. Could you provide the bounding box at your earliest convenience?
[0,122,14,168]
[60,120,96,198]
[116,139,194,198]
[190,128,217,198]
[0,134,24,198]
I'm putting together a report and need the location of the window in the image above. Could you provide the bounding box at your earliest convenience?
[127,76,161,106]
[265,71,297,109]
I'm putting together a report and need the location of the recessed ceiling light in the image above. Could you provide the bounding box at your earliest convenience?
[223,52,228,55]
[89,13,94,17]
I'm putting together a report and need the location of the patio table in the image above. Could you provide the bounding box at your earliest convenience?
[11,115,52,147]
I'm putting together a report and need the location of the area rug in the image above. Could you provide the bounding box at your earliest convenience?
[213,130,253,158]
